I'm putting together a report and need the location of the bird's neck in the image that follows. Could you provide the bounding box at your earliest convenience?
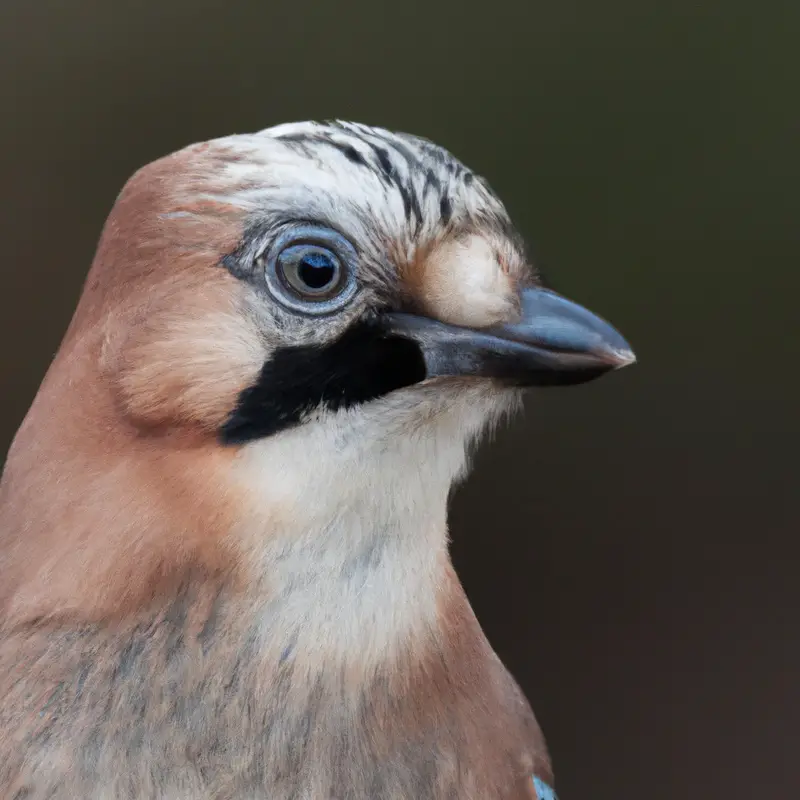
[227,400,483,673]
[1,373,498,672]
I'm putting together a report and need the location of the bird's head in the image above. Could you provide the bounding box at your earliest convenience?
[1,121,634,620]
[99,121,633,448]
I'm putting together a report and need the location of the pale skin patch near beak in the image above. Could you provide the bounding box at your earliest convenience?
[412,234,520,329]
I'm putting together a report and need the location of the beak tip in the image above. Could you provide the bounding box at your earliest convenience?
[607,347,637,370]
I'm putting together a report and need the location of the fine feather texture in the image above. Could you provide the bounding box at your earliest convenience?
[0,121,556,799]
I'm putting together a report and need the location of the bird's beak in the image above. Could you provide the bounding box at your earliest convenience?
[381,286,636,387]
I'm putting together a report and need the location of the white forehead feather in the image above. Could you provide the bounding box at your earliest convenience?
[196,120,511,256]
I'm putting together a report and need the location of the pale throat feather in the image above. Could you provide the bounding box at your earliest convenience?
[227,383,517,674]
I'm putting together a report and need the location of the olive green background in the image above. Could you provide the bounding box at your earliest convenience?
[1,1,797,797]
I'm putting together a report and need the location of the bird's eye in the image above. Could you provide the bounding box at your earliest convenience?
[261,224,359,316]
[277,245,343,299]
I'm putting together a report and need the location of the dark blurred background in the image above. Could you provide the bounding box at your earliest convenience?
[1,1,797,797]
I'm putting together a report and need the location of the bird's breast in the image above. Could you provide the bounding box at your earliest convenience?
[0,576,548,799]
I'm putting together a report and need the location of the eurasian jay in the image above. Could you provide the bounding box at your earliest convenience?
[0,121,634,799]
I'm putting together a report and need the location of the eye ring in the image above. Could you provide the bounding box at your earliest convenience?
[261,224,359,316]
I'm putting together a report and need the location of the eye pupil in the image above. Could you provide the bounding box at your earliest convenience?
[298,252,336,290]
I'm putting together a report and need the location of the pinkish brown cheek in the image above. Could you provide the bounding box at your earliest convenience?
[106,275,266,433]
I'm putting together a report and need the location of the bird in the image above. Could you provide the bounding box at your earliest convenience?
[0,121,634,799]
